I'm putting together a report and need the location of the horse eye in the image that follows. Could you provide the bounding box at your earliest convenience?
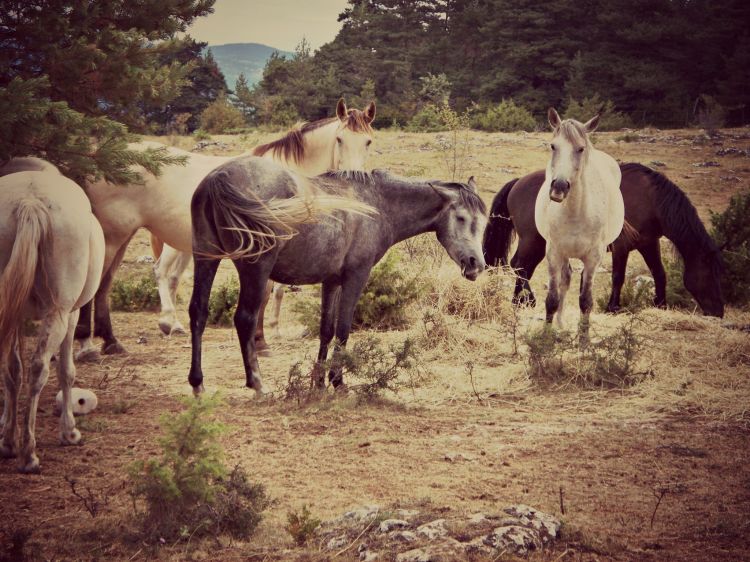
[551,144,556,151]
[336,137,342,144]
[456,216,466,224]
[366,139,372,147]
[577,147,584,153]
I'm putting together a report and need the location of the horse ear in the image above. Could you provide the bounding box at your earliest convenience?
[336,98,348,121]
[548,107,562,130]
[467,176,478,192]
[364,101,376,124]
[583,112,600,133]
[429,182,455,204]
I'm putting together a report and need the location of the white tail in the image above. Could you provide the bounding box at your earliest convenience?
[0,199,51,359]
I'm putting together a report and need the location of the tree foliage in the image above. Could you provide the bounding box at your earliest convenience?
[250,0,750,128]
[0,0,215,182]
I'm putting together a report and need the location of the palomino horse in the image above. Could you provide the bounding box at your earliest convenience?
[0,166,104,473]
[534,109,623,344]
[75,98,375,360]
[483,164,724,317]
[188,158,487,395]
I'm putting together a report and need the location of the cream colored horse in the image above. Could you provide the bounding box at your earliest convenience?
[77,99,375,359]
[0,166,104,473]
[534,108,623,344]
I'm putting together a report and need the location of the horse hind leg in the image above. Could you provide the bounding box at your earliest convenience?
[269,284,284,336]
[20,311,70,473]
[57,310,82,446]
[1,335,22,459]
[253,280,274,357]
[94,232,136,355]
[187,257,220,395]
[606,244,630,313]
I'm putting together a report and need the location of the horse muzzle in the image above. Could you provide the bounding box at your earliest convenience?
[461,256,485,281]
[549,179,570,202]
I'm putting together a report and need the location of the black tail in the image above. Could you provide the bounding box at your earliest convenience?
[483,178,518,267]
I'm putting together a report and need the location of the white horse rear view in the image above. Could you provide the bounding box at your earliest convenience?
[0,168,104,473]
[534,108,624,343]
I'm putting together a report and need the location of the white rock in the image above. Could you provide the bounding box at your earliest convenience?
[416,519,448,540]
[503,504,561,542]
[379,519,409,533]
[326,535,348,550]
[55,388,98,415]
[392,530,418,543]
[396,548,432,562]
[484,525,540,555]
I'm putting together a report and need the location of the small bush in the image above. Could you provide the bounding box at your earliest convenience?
[128,394,272,542]
[471,99,537,132]
[564,95,633,131]
[711,190,750,306]
[110,273,160,312]
[193,129,211,141]
[523,315,649,388]
[337,336,428,401]
[596,274,653,313]
[199,93,246,134]
[406,103,449,133]
[695,94,726,133]
[208,277,240,326]
[293,250,425,335]
[286,505,321,546]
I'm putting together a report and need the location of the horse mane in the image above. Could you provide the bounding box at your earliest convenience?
[252,109,374,164]
[622,162,723,272]
[435,181,488,215]
[483,177,519,266]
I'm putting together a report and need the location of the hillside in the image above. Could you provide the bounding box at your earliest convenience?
[207,42,293,90]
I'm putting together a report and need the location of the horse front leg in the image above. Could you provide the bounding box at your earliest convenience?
[233,260,275,395]
[544,250,564,326]
[328,270,371,388]
[579,248,603,347]
[638,239,666,308]
[155,246,191,335]
[607,244,630,313]
[312,281,341,389]
[94,232,136,355]
[187,257,220,395]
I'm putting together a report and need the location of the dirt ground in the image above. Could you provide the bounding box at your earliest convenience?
[2,127,750,561]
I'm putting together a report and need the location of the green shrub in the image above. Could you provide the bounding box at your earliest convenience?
[596,274,653,313]
[193,129,211,141]
[128,395,272,542]
[286,505,321,546]
[337,336,428,401]
[471,99,537,132]
[110,273,160,312]
[564,94,633,131]
[208,277,240,326]
[523,315,649,388]
[199,93,246,133]
[293,250,425,335]
[406,103,449,132]
[711,190,750,306]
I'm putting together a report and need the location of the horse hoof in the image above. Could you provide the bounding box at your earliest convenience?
[170,325,186,336]
[75,348,101,363]
[192,384,205,397]
[257,348,272,357]
[19,457,41,474]
[60,428,82,446]
[102,341,127,355]
[158,320,172,335]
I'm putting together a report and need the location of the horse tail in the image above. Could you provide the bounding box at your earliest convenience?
[150,233,164,260]
[196,169,375,261]
[0,198,52,359]
[483,178,518,267]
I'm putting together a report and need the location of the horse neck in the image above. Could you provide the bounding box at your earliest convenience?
[368,178,444,243]
[293,120,338,175]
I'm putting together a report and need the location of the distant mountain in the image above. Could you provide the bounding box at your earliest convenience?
[207,43,294,90]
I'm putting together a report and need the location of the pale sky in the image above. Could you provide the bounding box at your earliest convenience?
[187,0,350,51]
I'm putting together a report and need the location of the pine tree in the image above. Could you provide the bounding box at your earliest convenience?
[0,0,215,182]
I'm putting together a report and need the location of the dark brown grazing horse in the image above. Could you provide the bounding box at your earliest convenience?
[483,163,724,317]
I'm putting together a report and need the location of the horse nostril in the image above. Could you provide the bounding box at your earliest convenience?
[469,256,477,268]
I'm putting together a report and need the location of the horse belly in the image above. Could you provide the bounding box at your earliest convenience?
[271,225,349,285]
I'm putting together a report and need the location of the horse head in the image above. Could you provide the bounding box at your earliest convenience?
[546,108,600,202]
[683,247,725,317]
[431,176,487,281]
[333,98,376,171]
